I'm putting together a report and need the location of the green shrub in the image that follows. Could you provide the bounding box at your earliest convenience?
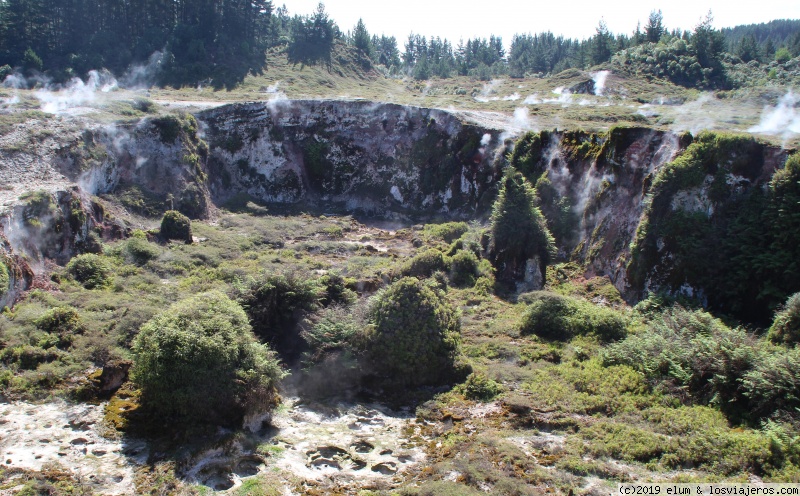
[131,291,284,427]
[768,293,800,345]
[400,248,448,279]
[302,304,362,360]
[449,250,480,287]
[462,371,502,401]
[123,237,161,265]
[422,222,470,243]
[34,306,84,350]
[0,260,9,298]
[775,47,792,63]
[603,305,760,421]
[742,347,800,420]
[236,272,323,354]
[519,292,627,342]
[363,277,463,388]
[67,254,112,289]
[160,210,192,243]
[319,272,356,306]
[0,345,61,370]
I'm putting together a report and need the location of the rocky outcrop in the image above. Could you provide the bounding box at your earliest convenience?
[199,100,508,217]
[0,99,793,315]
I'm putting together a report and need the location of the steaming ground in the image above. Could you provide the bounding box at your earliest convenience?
[0,400,147,495]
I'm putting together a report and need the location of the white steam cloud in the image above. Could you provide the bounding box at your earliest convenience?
[35,70,118,114]
[592,70,610,96]
[748,91,800,141]
[512,107,537,131]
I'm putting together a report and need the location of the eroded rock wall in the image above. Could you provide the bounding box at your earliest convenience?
[199,100,507,216]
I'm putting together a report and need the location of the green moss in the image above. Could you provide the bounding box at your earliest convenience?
[19,190,56,228]
[150,113,198,144]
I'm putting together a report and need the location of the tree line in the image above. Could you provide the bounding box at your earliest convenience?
[0,1,797,88]
[0,0,272,88]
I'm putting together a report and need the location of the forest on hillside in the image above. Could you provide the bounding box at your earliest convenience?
[0,1,798,89]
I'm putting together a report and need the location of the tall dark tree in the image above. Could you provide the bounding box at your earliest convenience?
[645,10,665,43]
[692,11,726,69]
[591,20,612,65]
[350,18,373,59]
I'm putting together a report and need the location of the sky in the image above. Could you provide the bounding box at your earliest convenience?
[279,0,800,48]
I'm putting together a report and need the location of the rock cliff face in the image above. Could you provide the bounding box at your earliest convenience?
[198,100,508,216]
[0,99,793,314]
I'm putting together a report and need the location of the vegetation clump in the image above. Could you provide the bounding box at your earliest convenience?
[160,210,192,243]
[0,260,9,298]
[448,249,480,287]
[629,138,800,324]
[602,303,800,423]
[131,291,284,427]
[34,306,84,350]
[519,291,628,342]
[363,277,464,388]
[122,235,161,266]
[67,254,112,289]
[769,292,800,345]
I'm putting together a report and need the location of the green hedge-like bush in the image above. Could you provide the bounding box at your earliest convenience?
[131,291,284,427]
[489,167,555,286]
[449,250,480,287]
[768,292,800,345]
[67,254,112,289]
[603,305,760,421]
[519,291,627,342]
[399,248,448,279]
[123,237,161,266]
[160,210,192,243]
[0,260,9,298]
[35,306,84,350]
[363,277,463,388]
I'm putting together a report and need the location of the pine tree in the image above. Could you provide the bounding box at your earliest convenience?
[489,167,555,286]
[351,18,373,59]
[645,10,665,43]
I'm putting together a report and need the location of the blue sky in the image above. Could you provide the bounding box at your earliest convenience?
[282,0,800,48]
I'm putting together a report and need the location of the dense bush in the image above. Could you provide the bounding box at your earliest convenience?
[67,254,112,289]
[160,210,192,243]
[363,277,463,388]
[519,292,627,342]
[461,371,502,401]
[123,236,161,266]
[603,306,760,420]
[236,272,323,357]
[0,260,8,298]
[742,348,800,420]
[489,167,555,287]
[422,222,470,243]
[131,291,284,427]
[449,250,480,287]
[34,306,84,350]
[769,293,800,345]
[399,248,448,279]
